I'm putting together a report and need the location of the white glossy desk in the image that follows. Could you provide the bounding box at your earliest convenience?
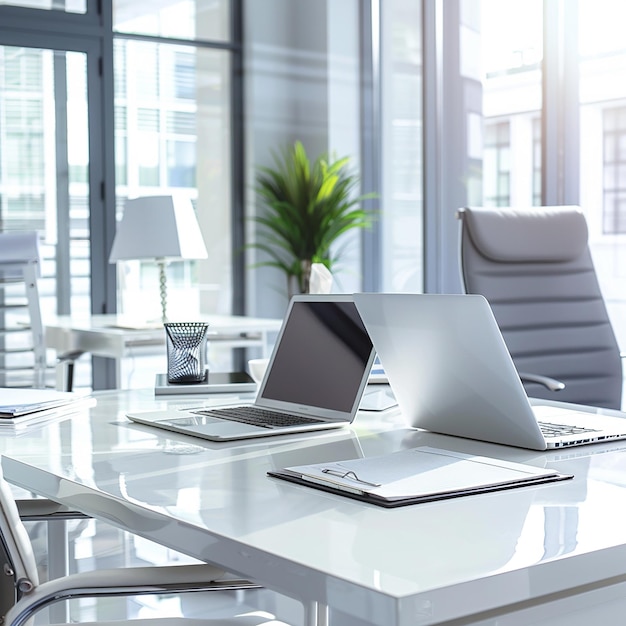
[43,314,282,390]
[3,390,626,626]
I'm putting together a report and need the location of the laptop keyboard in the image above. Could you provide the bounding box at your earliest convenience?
[538,421,600,439]
[192,406,326,429]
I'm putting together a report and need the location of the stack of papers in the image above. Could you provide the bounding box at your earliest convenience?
[269,446,572,508]
[0,388,96,429]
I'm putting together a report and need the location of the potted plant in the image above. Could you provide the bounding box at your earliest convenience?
[252,141,375,295]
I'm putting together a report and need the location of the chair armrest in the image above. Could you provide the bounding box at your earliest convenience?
[7,564,261,626]
[518,372,565,392]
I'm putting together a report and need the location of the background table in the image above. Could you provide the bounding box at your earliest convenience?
[44,314,282,390]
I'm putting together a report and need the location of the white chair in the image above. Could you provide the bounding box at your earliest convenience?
[0,463,289,626]
[0,232,47,388]
[0,233,95,618]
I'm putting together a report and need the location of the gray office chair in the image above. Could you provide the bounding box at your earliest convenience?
[0,463,290,626]
[457,206,623,409]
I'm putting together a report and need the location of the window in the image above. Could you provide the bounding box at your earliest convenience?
[0,43,90,384]
[483,121,510,207]
[532,116,541,205]
[0,1,240,388]
[113,36,233,325]
[112,0,230,42]
[481,0,543,210]
[579,0,626,353]
[0,0,85,13]
[602,106,626,234]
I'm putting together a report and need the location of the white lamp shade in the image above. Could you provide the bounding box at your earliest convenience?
[109,195,208,262]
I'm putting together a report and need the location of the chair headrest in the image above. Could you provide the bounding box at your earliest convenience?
[459,206,588,262]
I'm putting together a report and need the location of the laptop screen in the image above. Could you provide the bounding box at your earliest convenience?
[259,300,373,412]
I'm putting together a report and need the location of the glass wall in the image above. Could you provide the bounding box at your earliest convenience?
[483,121,511,206]
[0,44,90,385]
[481,0,543,208]
[579,0,626,350]
[0,1,239,389]
[379,0,423,293]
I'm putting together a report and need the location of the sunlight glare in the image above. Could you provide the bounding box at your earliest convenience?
[481,0,543,75]
[579,0,626,57]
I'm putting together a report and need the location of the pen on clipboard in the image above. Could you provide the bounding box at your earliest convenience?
[321,468,381,488]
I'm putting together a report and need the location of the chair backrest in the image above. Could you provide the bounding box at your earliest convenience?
[458,206,623,410]
[0,464,39,617]
[0,233,40,276]
[0,232,46,388]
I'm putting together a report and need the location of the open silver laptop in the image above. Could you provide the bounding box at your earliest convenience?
[127,295,376,441]
[354,293,626,451]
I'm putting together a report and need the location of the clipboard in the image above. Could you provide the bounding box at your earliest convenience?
[268,446,573,508]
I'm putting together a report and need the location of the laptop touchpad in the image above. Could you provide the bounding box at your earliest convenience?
[157,416,263,437]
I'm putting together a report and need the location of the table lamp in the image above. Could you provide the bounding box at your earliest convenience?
[109,195,208,323]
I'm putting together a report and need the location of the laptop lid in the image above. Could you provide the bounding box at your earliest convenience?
[354,293,549,450]
[253,294,376,422]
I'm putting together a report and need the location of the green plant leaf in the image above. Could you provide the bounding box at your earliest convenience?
[250,140,378,289]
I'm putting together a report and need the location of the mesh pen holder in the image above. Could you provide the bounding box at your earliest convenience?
[165,322,209,384]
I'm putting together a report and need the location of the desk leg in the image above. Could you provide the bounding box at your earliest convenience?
[55,351,85,392]
[55,359,73,392]
[92,356,120,391]
[304,601,328,626]
[318,604,329,626]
